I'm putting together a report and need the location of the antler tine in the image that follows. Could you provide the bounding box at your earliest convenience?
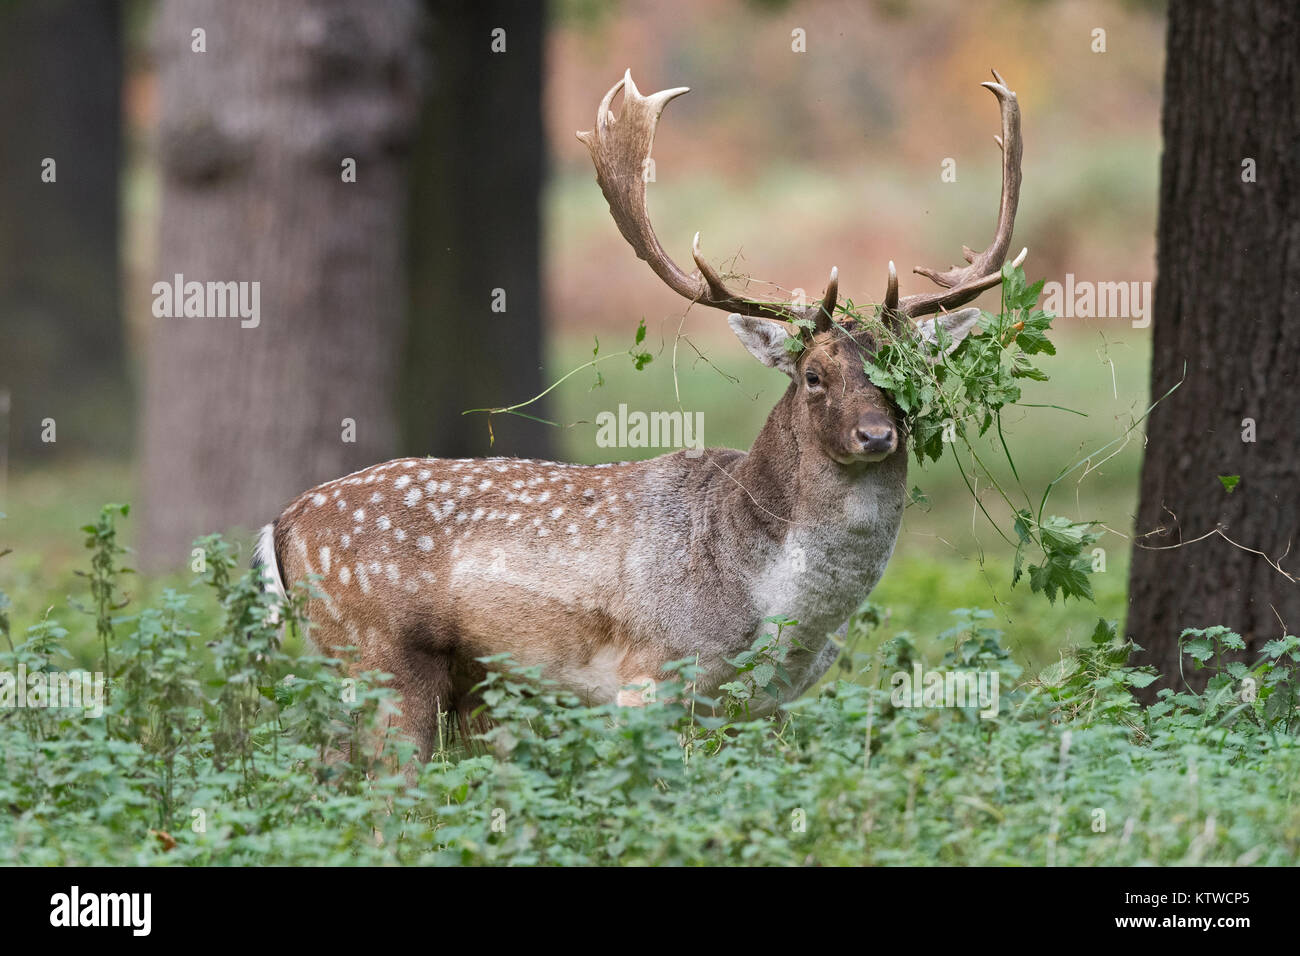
[892,70,1026,319]
[815,267,838,332]
[579,70,833,328]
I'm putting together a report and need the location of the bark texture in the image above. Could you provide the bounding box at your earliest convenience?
[139,0,425,568]
[0,0,127,461]
[401,0,549,459]
[1127,0,1300,690]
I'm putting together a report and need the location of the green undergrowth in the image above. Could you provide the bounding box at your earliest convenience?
[1,506,1297,865]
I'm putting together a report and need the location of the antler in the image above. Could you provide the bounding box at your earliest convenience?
[578,70,838,333]
[885,70,1028,322]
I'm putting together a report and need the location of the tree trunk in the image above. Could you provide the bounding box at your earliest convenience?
[401,0,549,459]
[0,0,127,462]
[139,0,424,569]
[1127,0,1300,691]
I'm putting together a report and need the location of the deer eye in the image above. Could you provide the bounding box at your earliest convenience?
[804,371,821,387]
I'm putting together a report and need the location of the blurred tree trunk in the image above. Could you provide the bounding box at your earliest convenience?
[402,0,550,459]
[1127,0,1300,692]
[0,0,127,462]
[139,0,424,569]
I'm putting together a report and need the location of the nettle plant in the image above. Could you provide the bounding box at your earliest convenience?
[850,263,1103,604]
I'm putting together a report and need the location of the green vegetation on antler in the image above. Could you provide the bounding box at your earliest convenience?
[856,265,1138,605]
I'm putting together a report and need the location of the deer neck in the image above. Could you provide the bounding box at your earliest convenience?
[712,385,908,626]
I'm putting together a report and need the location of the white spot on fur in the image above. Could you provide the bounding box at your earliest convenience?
[338,565,351,585]
[377,515,391,531]
[404,487,422,507]
[311,493,326,506]
[417,535,434,552]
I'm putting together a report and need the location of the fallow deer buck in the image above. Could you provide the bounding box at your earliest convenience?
[255,69,1026,758]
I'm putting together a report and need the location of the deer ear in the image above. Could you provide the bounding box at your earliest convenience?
[728,314,798,376]
[915,307,982,360]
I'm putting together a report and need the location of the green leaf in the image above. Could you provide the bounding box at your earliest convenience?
[1038,657,1078,687]
[1090,619,1118,645]
[1218,475,1240,493]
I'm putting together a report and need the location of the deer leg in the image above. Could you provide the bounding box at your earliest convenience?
[372,641,454,763]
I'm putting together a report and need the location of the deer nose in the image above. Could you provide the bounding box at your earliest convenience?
[854,423,895,456]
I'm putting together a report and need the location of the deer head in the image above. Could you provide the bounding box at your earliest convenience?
[577,69,1026,468]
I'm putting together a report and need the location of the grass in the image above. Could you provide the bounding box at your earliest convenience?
[2,509,1296,866]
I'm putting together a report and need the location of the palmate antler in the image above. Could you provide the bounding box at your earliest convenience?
[883,70,1027,323]
[578,69,1027,337]
[577,70,839,333]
